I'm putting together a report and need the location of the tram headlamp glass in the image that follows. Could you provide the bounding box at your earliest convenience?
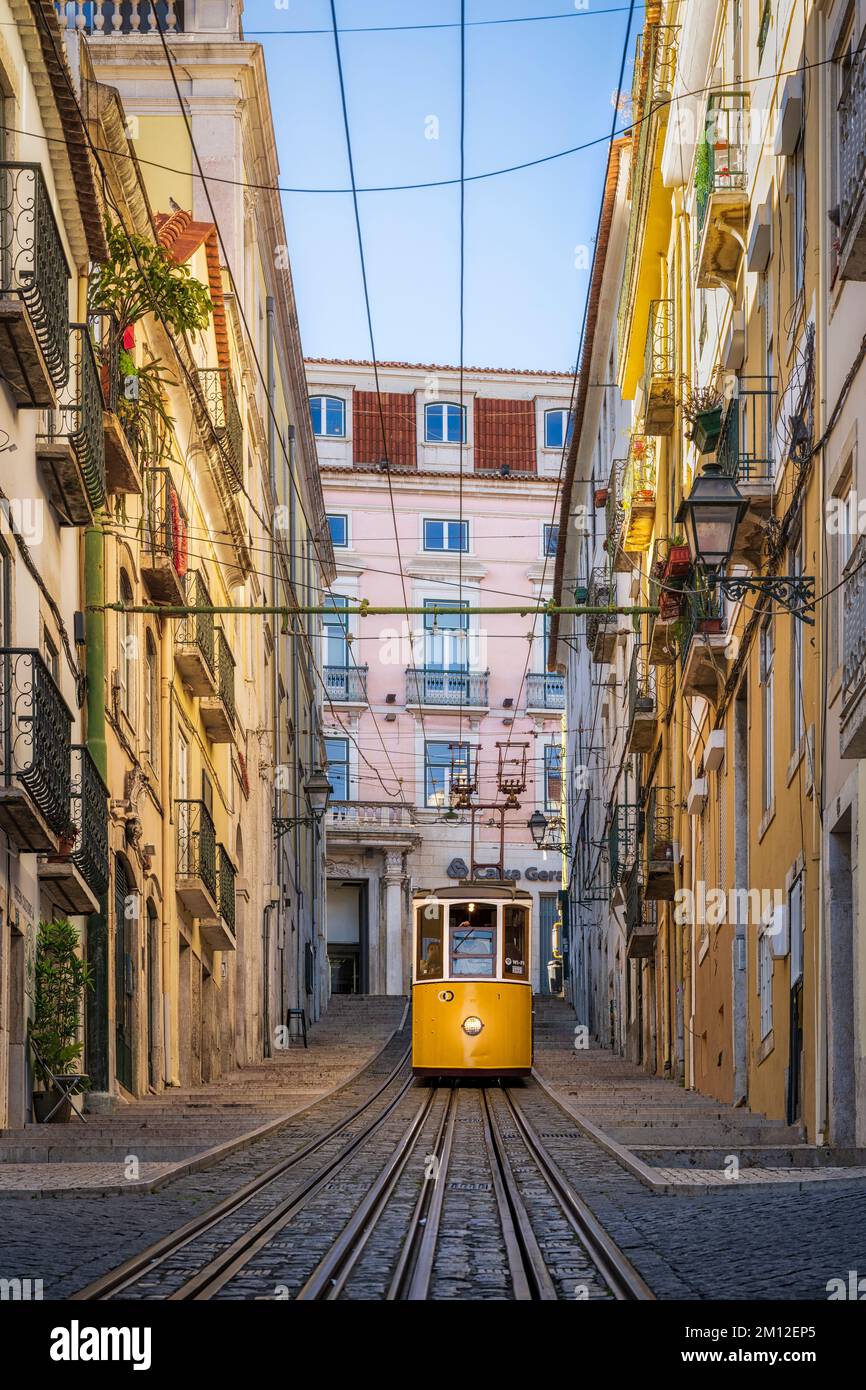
[462,1015,484,1036]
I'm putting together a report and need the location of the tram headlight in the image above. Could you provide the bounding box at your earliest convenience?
[461,1015,484,1036]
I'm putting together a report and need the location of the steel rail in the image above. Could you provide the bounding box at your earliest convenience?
[481,1088,557,1300]
[502,1085,656,1301]
[389,1084,459,1301]
[71,1044,412,1301]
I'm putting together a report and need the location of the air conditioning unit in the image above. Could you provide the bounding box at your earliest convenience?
[704,730,725,773]
[687,777,708,816]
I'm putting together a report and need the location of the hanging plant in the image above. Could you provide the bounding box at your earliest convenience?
[89,219,213,339]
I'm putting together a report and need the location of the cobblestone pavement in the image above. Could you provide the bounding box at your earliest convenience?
[2,996,865,1301]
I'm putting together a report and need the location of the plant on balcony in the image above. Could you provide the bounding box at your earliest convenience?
[593,485,609,508]
[90,220,213,339]
[682,384,724,453]
[662,533,692,579]
[30,920,93,1123]
[695,136,712,208]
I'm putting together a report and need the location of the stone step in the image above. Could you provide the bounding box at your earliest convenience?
[601,1123,803,1146]
[633,1145,866,1169]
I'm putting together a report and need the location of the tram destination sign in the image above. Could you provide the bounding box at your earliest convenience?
[445,857,563,883]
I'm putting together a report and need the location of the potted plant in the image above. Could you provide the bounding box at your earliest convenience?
[594,485,609,508]
[30,920,93,1123]
[659,588,684,621]
[683,384,724,454]
[663,533,692,579]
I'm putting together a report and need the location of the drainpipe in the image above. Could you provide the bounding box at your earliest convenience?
[266,294,280,1054]
[160,630,176,1086]
[83,522,111,1107]
[814,10,829,1145]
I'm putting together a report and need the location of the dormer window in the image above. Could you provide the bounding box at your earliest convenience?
[544,409,573,449]
[425,402,465,444]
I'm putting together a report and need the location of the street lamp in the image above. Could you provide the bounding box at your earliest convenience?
[676,462,815,623]
[528,810,548,848]
[273,767,332,838]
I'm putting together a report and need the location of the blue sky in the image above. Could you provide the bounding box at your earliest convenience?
[258,2,642,372]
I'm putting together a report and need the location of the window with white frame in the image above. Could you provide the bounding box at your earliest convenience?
[423,518,469,552]
[425,740,469,807]
[544,409,573,450]
[831,470,855,673]
[423,599,469,670]
[323,595,350,668]
[790,871,804,984]
[425,402,465,443]
[760,617,774,814]
[759,928,773,1038]
[544,744,562,811]
[543,523,559,557]
[325,736,350,801]
[327,514,349,547]
[310,396,345,438]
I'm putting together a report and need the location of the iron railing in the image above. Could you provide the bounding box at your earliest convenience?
[680,584,725,664]
[606,457,627,546]
[89,310,120,414]
[143,466,187,570]
[197,367,243,492]
[646,784,676,862]
[0,649,73,836]
[324,665,368,702]
[406,668,489,707]
[70,744,110,895]
[177,570,215,676]
[216,842,236,936]
[214,627,236,725]
[839,39,866,247]
[644,298,674,387]
[0,162,70,389]
[608,803,640,888]
[696,92,749,241]
[626,863,658,939]
[526,672,565,709]
[176,798,216,899]
[717,377,776,482]
[623,433,657,504]
[843,534,866,717]
[38,324,106,511]
[54,1,185,33]
[586,568,615,652]
[628,646,657,725]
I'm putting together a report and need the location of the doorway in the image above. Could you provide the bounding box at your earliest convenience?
[113,855,134,1094]
[327,880,368,993]
[146,900,160,1090]
[538,893,560,994]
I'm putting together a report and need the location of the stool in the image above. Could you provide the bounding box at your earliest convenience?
[286,1008,308,1048]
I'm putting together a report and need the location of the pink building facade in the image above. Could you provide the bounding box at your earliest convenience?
[308,360,573,995]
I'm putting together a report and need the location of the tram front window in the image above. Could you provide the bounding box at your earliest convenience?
[504,906,528,979]
[417,904,444,980]
[449,903,496,977]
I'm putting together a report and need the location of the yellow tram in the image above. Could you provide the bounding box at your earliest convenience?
[411,882,533,1077]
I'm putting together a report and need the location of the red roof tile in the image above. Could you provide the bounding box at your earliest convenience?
[353,389,416,468]
[474,397,536,473]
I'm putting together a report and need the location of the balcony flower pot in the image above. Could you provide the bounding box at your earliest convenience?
[573,584,588,603]
[692,406,723,454]
[594,486,609,508]
[698,616,723,635]
[658,590,683,620]
[664,544,692,578]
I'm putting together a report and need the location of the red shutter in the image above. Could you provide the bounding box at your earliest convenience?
[474,397,536,473]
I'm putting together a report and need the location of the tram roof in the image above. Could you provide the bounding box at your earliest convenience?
[412,881,533,902]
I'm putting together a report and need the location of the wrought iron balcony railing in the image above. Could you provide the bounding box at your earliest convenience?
[324,665,368,702]
[646,784,676,863]
[717,377,776,483]
[586,567,616,660]
[680,584,724,665]
[196,367,243,492]
[216,841,236,936]
[608,803,640,889]
[176,570,215,679]
[838,38,866,275]
[525,672,565,710]
[0,162,70,399]
[176,798,217,899]
[644,299,675,435]
[625,864,658,957]
[89,310,120,415]
[55,1,185,33]
[628,646,657,724]
[215,627,236,724]
[141,466,188,604]
[842,535,866,757]
[695,92,749,241]
[70,744,110,896]
[0,649,73,843]
[38,324,106,513]
[406,668,489,707]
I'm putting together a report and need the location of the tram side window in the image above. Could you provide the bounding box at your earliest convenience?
[417,904,444,980]
[450,903,496,978]
[503,907,528,979]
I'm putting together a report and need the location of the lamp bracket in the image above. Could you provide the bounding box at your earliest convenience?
[711,574,816,624]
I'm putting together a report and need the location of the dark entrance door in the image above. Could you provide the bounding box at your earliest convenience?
[539,893,559,994]
[114,855,134,1093]
[327,880,368,993]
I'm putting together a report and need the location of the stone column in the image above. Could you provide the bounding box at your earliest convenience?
[383,852,405,995]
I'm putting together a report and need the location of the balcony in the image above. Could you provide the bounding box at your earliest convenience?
[0,650,72,852]
[200,627,236,742]
[324,664,368,704]
[39,746,109,916]
[56,1,186,32]
[405,668,489,710]
[838,39,866,280]
[608,803,639,896]
[326,799,418,848]
[645,784,676,900]
[196,367,243,492]
[525,672,565,711]
[0,163,70,407]
[175,799,218,918]
[622,435,657,552]
[141,467,189,606]
[37,325,106,525]
[625,865,658,958]
[695,93,750,295]
[90,311,143,495]
[586,568,616,664]
[605,457,630,574]
[201,843,237,952]
[627,647,657,755]
[643,299,675,436]
[679,585,729,702]
[717,377,775,564]
[841,535,866,758]
[175,571,216,697]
